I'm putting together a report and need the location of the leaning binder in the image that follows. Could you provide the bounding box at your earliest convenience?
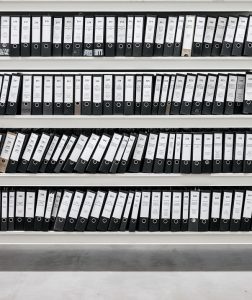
[173,16,184,56]
[181,15,195,57]
[108,191,127,231]
[230,190,244,231]
[163,16,177,56]
[244,16,252,56]
[212,17,227,56]
[64,191,84,231]
[220,16,238,56]
[232,16,248,56]
[192,16,206,56]
[97,191,117,231]
[142,16,156,57]
[240,190,252,231]
[202,17,216,56]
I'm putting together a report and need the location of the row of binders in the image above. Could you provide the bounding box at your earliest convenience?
[0,15,252,57]
[1,129,252,174]
[1,72,252,115]
[1,187,252,232]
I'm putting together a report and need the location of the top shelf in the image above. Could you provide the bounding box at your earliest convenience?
[0,0,251,12]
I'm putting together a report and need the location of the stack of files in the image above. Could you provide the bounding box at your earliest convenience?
[0,72,252,115]
[1,187,252,232]
[1,129,252,174]
[0,14,251,57]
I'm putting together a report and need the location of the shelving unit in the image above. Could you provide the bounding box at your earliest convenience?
[0,232,252,245]
[0,57,251,71]
[2,115,252,129]
[1,0,252,245]
[1,173,252,187]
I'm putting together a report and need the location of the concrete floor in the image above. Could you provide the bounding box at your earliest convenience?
[0,245,252,299]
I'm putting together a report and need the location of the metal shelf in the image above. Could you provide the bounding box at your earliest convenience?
[0,57,251,71]
[0,0,251,12]
[1,173,252,187]
[0,232,252,245]
[1,115,252,129]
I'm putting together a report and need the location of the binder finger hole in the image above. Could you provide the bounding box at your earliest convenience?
[142,219,146,224]
[174,219,178,224]
[153,103,158,107]
[97,43,101,48]
[59,218,64,223]
[34,44,39,49]
[13,44,17,49]
[228,102,232,106]
[119,44,123,49]
[46,102,50,106]
[132,219,136,223]
[175,160,179,165]
[216,160,220,165]
[202,219,206,224]
[234,219,239,223]
[37,217,42,222]
[105,103,110,107]
[35,103,39,107]
[195,102,200,107]
[226,43,230,48]
[136,103,140,107]
[247,161,252,165]
[44,44,48,49]
[59,160,63,164]
[167,161,172,165]
[81,159,85,164]
[245,218,249,222]
[134,160,138,165]
[10,103,14,107]
[174,102,178,106]
[217,102,221,106]
[144,103,149,107]
[205,160,209,165]
[135,43,140,48]
[183,219,187,224]
[2,218,6,223]
[9,218,13,223]
[102,218,107,223]
[56,103,61,107]
[70,218,74,224]
[206,102,210,106]
[205,44,209,49]
[167,43,172,48]
[17,218,22,223]
[236,43,241,48]
[75,44,80,49]
[108,43,112,48]
[146,43,151,48]
[215,44,219,48]
[93,160,97,165]
[115,161,119,165]
[0,103,4,107]
[163,219,168,224]
[223,219,228,223]
[213,218,217,223]
[127,44,131,49]
[55,44,60,48]
[122,218,127,223]
[158,160,162,165]
[246,101,251,105]
[85,102,89,107]
[237,161,241,165]
[95,103,99,107]
[196,43,200,48]
[127,102,131,107]
[66,103,71,108]
[122,161,126,165]
[76,102,80,106]
[51,160,56,165]
[248,43,252,48]
[184,161,188,165]
[24,103,28,106]
[153,219,157,224]
[161,103,165,107]
[105,161,109,165]
[147,159,151,164]
[87,44,91,48]
[11,160,15,165]
[226,160,230,165]
[157,44,161,49]
[113,219,118,223]
[24,43,28,48]
[175,43,179,47]
[80,218,85,223]
[116,103,121,107]
[27,218,32,223]
[185,102,189,106]
[195,161,199,166]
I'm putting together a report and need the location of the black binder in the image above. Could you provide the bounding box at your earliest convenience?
[232,16,248,56]
[244,16,252,56]
[31,16,41,56]
[21,16,31,56]
[202,17,216,56]
[171,191,182,232]
[10,16,21,57]
[97,191,117,231]
[142,16,156,57]
[192,16,206,56]
[41,16,52,56]
[160,191,171,231]
[105,16,116,57]
[243,73,252,114]
[52,17,63,56]
[132,16,144,56]
[73,16,84,56]
[220,16,238,56]
[180,74,196,115]
[163,16,177,56]
[198,191,210,232]
[212,17,227,56]
[209,191,222,231]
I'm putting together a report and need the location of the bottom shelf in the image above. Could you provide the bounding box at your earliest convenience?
[0,232,252,245]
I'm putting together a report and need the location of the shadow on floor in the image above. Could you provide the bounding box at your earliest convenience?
[0,245,252,271]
